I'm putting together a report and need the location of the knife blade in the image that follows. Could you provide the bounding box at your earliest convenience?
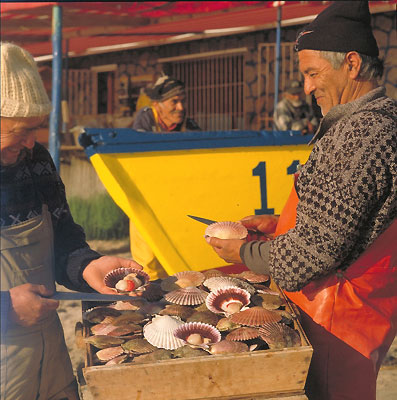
[187,215,217,225]
[187,214,270,239]
[50,291,140,302]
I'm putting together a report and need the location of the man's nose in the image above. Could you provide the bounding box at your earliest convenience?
[21,133,36,149]
[304,78,315,96]
[176,101,184,111]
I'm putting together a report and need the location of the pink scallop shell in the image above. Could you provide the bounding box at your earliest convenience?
[205,287,251,315]
[174,322,221,346]
[174,271,205,288]
[235,270,270,284]
[230,306,282,326]
[210,340,249,355]
[202,269,226,279]
[143,315,185,350]
[164,286,208,306]
[205,221,248,239]
[225,327,260,342]
[104,267,150,292]
[96,345,124,362]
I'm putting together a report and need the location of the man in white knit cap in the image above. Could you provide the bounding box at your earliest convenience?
[0,42,143,400]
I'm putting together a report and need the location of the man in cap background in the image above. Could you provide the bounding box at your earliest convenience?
[0,42,143,400]
[132,75,200,132]
[273,79,318,134]
[206,1,396,399]
[130,75,200,281]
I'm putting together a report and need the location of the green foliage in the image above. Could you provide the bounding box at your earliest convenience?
[68,193,129,240]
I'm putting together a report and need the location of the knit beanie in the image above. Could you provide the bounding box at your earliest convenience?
[1,42,52,117]
[295,1,379,57]
[148,75,185,102]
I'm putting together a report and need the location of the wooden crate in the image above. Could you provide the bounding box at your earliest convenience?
[82,284,312,400]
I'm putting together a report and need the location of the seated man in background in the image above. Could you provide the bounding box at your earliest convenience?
[130,75,200,281]
[132,75,200,132]
[273,79,318,135]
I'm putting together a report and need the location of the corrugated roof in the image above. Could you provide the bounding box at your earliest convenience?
[1,1,395,59]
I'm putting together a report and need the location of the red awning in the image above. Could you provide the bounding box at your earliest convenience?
[1,1,395,58]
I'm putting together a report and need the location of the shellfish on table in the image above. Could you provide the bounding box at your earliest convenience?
[205,221,248,240]
[143,315,185,350]
[104,267,150,293]
[205,287,251,315]
[174,321,221,347]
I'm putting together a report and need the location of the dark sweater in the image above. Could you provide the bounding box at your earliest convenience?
[241,87,397,291]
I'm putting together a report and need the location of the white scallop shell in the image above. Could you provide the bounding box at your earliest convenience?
[143,315,185,350]
[205,221,248,239]
[164,286,208,306]
[205,287,251,315]
[174,271,205,288]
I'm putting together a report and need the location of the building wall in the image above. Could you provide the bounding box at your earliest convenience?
[59,11,396,198]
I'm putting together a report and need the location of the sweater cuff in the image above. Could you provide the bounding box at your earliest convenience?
[240,240,271,275]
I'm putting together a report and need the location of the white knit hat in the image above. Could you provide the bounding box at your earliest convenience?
[1,42,52,117]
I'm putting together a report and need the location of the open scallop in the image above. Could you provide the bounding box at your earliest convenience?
[104,267,150,293]
[205,287,251,315]
[174,322,221,348]
[205,221,248,239]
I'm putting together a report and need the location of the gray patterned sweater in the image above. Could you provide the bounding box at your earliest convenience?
[241,87,396,291]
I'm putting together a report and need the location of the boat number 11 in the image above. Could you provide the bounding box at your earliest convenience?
[253,160,300,215]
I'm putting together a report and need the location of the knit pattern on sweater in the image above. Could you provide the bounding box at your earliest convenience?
[270,87,396,291]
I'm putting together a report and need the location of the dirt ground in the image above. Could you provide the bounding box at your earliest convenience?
[57,239,397,400]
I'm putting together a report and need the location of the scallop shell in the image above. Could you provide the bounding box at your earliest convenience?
[203,276,255,295]
[84,335,125,349]
[105,354,128,365]
[174,271,205,288]
[235,270,270,284]
[107,323,142,337]
[84,307,121,324]
[159,304,195,320]
[164,286,208,306]
[253,285,279,296]
[210,340,249,355]
[112,311,146,325]
[216,317,241,332]
[96,345,124,361]
[186,310,220,326]
[251,293,284,310]
[230,306,282,326]
[91,323,119,336]
[104,267,150,292]
[160,276,180,292]
[111,300,142,311]
[205,221,248,239]
[174,322,221,347]
[141,282,164,302]
[225,327,260,342]
[143,315,185,350]
[122,338,156,354]
[202,269,226,279]
[258,322,301,349]
[205,287,251,315]
[133,349,174,364]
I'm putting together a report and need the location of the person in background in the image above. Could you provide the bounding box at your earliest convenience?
[132,75,200,132]
[0,42,143,400]
[273,79,318,135]
[130,75,200,281]
[206,2,396,399]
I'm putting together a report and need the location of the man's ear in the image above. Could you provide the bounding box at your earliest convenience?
[345,51,362,80]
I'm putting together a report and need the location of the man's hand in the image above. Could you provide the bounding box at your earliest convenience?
[206,237,245,264]
[82,256,143,294]
[9,284,59,327]
[239,215,279,235]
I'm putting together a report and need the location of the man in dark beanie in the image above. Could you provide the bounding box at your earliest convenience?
[206,2,396,399]
[132,75,200,132]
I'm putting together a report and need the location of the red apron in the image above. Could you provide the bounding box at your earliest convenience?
[275,180,397,399]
